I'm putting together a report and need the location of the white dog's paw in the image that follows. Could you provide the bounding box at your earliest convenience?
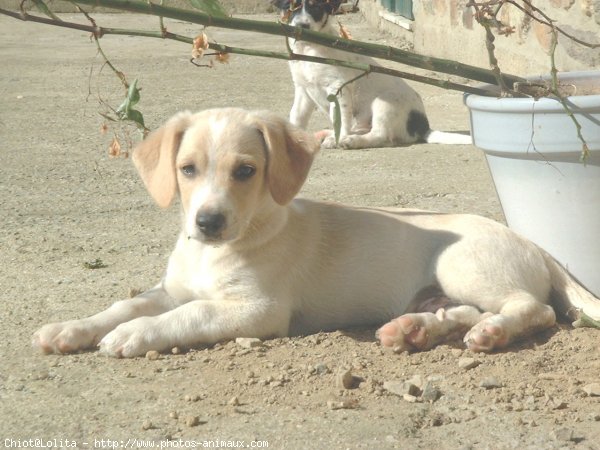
[321,134,338,149]
[463,315,508,352]
[377,312,443,352]
[98,317,161,358]
[337,135,364,149]
[33,320,99,354]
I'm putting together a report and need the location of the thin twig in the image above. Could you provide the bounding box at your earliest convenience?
[504,0,600,49]
[75,4,128,88]
[61,0,524,86]
[547,27,590,161]
[0,7,497,96]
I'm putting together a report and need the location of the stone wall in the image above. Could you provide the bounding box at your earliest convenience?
[361,0,600,75]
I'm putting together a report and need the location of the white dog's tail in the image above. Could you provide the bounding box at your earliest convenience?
[543,251,600,326]
[425,130,472,145]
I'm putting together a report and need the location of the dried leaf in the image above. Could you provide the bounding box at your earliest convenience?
[498,26,516,37]
[100,123,109,135]
[338,22,352,40]
[192,33,209,59]
[108,136,121,158]
[281,9,292,24]
[214,52,230,64]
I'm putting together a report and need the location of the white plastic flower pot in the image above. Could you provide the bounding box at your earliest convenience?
[464,71,600,296]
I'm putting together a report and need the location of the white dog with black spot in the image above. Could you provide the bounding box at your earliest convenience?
[274,0,472,149]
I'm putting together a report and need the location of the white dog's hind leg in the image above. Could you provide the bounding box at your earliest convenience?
[336,131,391,149]
[377,305,488,352]
[464,292,556,352]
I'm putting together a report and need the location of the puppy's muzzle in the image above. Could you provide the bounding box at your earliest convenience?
[196,211,226,238]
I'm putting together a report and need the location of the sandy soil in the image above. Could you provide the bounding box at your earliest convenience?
[1,11,599,450]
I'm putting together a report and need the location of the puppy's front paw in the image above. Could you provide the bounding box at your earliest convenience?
[464,315,508,352]
[321,134,339,149]
[33,320,100,354]
[98,317,160,358]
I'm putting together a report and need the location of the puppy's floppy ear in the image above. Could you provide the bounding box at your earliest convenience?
[253,112,320,205]
[132,111,192,208]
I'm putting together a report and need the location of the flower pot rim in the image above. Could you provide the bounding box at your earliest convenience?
[464,70,600,112]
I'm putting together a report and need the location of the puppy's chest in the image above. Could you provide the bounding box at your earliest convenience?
[290,44,361,91]
[164,246,263,303]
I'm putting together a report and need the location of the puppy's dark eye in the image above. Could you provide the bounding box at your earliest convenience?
[233,164,256,181]
[180,164,196,178]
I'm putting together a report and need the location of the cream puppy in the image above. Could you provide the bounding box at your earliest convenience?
[33,108,600,357]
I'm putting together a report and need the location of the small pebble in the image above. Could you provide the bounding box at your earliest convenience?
[583,382,600,396]
[407,375,424,388]
[383,380,420,397]
[228,396,240,406]
[169,411,179,420]
[235,337,263,349]
[458,357,480,370]
[403,394,418,403]
[552,427,575,442]
[141,420,153,430]
[185,416,200,427]
[479,377,502,389]
[421,382,441,403]
[327,399,358,410]
[314,363,330,375]
[145,350,160,361]
[171,347,181,355]
[336,368,355,389]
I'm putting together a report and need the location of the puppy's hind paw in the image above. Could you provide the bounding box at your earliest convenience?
[377,314,433,353]
[464,315,508,352]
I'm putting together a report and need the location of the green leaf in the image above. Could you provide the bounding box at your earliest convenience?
[573,311,600,329]
[30,0,62,21]
[327,94,341,145]
[126,109,146,129]
[188,0,228,17]
[116,79,141,116]
[115,79,146,129]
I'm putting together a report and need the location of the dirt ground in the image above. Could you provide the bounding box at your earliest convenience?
[1,11,599,450]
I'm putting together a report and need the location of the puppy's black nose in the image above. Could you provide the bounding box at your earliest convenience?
[196,212,226,237]
[299,23,310,29]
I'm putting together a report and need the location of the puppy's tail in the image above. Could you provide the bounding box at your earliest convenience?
[425,130,473,145]
[543,251,600,326]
